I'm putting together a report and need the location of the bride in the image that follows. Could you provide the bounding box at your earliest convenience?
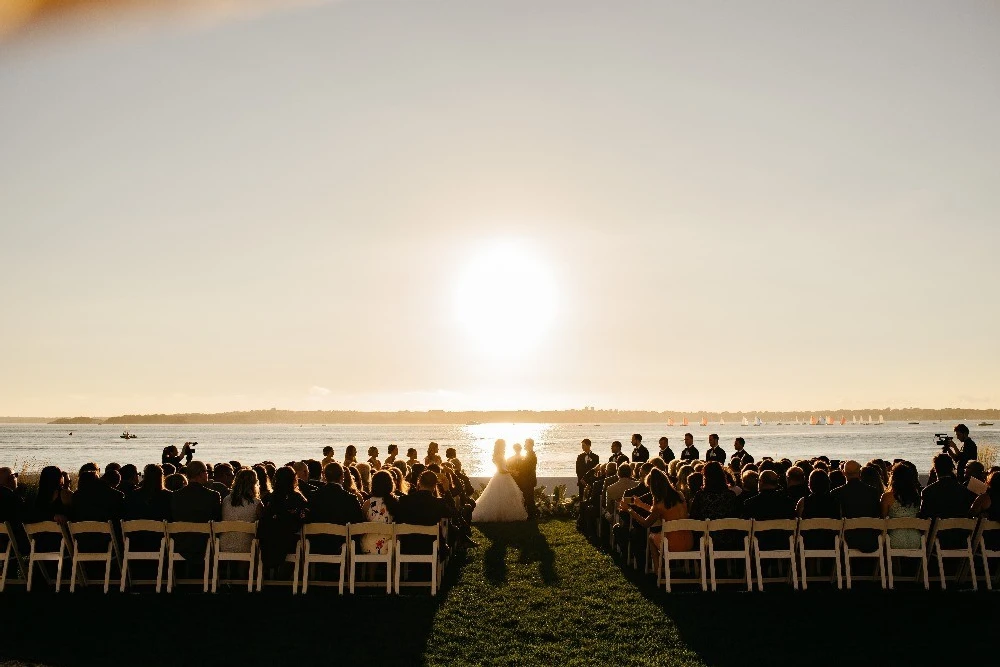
[471,439,528,523]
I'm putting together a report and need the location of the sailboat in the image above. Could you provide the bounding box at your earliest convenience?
[840,416,846,425]
[754,416,763,427]
[700,417,708,427]
[852,415,858,424]
[682,417,689,427]
[795,416,801,425]
[720,418,726,426]
[867,415,872,425]
[667,418,675,427]
[741,416,749,427]
[810,416,818,426]
[877,414,885,425]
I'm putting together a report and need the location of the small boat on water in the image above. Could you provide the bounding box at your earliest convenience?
[120,430,137,439]
[909,422,920,425]
[682,417,690,427]
[876,415,885,426]
[980,422,994,426]
[699,417,708,427]
[754,416,763,427]
[741,417,749,427]
[465,421,481,426]
[667,418,675,427]
[810,416,818,426]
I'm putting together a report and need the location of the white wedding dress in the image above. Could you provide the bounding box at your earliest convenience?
[471,454,528,523]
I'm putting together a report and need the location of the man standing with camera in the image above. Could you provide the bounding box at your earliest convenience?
[944,424,977,481]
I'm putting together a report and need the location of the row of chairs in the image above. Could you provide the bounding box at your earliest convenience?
[622,516,1000,592]
[0,519,448,596]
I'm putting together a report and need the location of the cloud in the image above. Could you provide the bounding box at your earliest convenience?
[308,386,332,397]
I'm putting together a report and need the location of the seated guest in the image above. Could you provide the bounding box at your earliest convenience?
[73,464,125,524]
[676,465,694,502]
[796,470,841,549]
[31,465,73,525]
[920,454,975,549]
[690,462,740,548]
[292,462,317,501]
[308,463,365,553]
[119,465,139,500]
[253,465,272,502]
[832,460,882,552]
[219,469,262,552]
[739,469,759,508]
[785,466,809,504]
[604,463,638,509]
[259,466,309,571]
[170,461,223,562]
[0,466,28,553]
[211,463,234,500]
[881,462,922,549]
[860,464,885,494]
[829,469,847,489]
[964,461,988,496]
[396,471,454,559]
[972,471,1000,549]
[743,470,795,550]
[688,472,703,497]
[306,460,324,486]
[618,462,655,556]
[356,462,372,495]
[347,465,367,500]
[162,463,176,477]
[127,464,172,521]
[623,469,692,565]
[165,473,187,491]
[361,471,398,555]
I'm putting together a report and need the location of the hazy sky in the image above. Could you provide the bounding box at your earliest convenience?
[2,1,998,417]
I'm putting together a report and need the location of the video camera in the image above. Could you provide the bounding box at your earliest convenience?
[935,433,953,453]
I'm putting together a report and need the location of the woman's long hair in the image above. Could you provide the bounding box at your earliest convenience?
[229,468,259,508]
[253,464,272,499]
[888,462,920,508]
[36,466,64,511]
[702,461,727,493]
[369,470,398,515]
[646,468,685,510]
[139,464,164,498]
[271,466,300,501]
[344,445,357,466]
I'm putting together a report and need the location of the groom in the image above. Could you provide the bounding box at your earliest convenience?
[520,439,538,519]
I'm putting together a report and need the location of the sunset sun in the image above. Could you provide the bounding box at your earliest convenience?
[453,240,558,356]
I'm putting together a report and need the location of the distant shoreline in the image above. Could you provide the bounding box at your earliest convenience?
[0,407,993,426]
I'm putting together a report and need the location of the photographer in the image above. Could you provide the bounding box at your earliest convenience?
[161,442,196,468]
[943,424,977,482]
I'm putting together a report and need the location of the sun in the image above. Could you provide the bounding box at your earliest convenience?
[453,240,558,357]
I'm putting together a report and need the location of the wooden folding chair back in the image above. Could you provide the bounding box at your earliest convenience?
[302,523,349,594]
[706,519,752,591]
[210,521,258,593]
[120,520,166,592]
[885,517,930,590]
[394,524,441,595]
[797,518,843,590]
[348,522,395,594]
[67,521,119,593]
[165,522,213,593]
[929,517,979,591]
[750,519,798,591]
[24,521,70,592]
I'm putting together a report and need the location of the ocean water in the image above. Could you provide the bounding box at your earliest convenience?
[1,421,997,477]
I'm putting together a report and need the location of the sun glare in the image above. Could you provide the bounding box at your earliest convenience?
[453,240,558,357]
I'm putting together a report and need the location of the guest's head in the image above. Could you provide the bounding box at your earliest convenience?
[292,461,309,483]
[102,468,122,489]
[273,466,299,497]
[214,463,235,489]
[759,470,779,491]
[965,461,987,482]
[808,469,830,495]
[617,463,632,479]
[860,465,885,492]
[702,461,727,493]
[140,464,164,494]
[162,463,176,476]
[0,467,17,491]
[889,463,921,507]
[186,461,209,485]
[392,460,407,477]
[688,472,703,495]
[418,470,439,493]
[325,462,344,484]
[843,460,862,481]
[165,474,188,491]
[829,469,846,488]
[230,468,260,507]
[357,462,372,493]
[36,466,65,506]
[388,467,405,494]
[933,453,955,478]
[741,469,759,494]
[370,470,395,500]
[786,465,805,488]
[120,464,139,489]
[253,465,272,497]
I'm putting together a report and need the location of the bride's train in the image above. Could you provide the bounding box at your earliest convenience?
[471,470,527,522]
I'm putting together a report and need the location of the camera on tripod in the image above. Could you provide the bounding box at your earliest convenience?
[935,433,953,453]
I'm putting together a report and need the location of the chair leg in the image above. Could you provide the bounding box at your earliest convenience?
[249,545,256,593]
[155,549,165,593]
[70,555,78,593]
[920,555,929,590]
[968,552,978,592]
[789,555,798,591]
[886,554,894,590]
[936,547,947,590]
[119,557,129,593]
[709,555,717,592]
[212,552,220,594]
[394,554,401,595]
[755,552,764,592]
[982,550,992,591]
[103,554,111,594]
[55,545,64,593]
[834,547,843,590]
[699,554,706,592]
[744,551,752,591]
[799,548,808,591]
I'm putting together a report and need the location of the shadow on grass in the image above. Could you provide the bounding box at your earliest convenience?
[609,546,1000,666]
[478,520,558,586]
[0,552,471,667]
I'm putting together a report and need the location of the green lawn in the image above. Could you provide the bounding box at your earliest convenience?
[1,520,998,666]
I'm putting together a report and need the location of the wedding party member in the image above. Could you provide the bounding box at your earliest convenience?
[730,437,753,470]
[343,445,358,467]
[521,439,538,519]
[576,439,599,498]
[367,447,382,470]
[679,433,699,462]
[631,434,649,463]
[657,437,675,463]
[609,441,629,466]
[471,440,528,523]
[384,444,398,466]
[426,442,443,466]
[321,446,335,470]
[704,434,726,463]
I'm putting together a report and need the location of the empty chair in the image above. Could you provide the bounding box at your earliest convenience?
[0,521,27,592]
[658,519,707,592]
[974,519,1000,591]
[301,523,349,594]
[843,518,886,589]
[120,520,166,592]
[929,517,979,591]
[395,523,441,595]
[210,521,258,593]
[885,517,930,590]
[67,521,119,593]
[706,518,752,591]
[751,519,798,591]
[24,521,70,592]
[797,518,843,590]
[349,522,394,594]
[165,522,212,592]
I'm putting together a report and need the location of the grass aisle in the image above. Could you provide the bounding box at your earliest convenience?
[425,521,703,667]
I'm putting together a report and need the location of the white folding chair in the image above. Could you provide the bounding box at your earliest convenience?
[255,534,302,594]
[751,519,798,591]
[210,521,258,593]
[842,518,886,589]
[68,521,119,593]
[929,517,978,591]
[974,519,1000,590]
[885,517,930,590]
[165,522,212,593]
[24,521,70,592]
[643,521,662,575]
[394,524,441,595]
[658,519,707,592]
[301,523,349,595]
[706,519,753,591]
[349,522,394,594]
[797,518,843,590]
[120,520,166,592]
[0,521,27,591]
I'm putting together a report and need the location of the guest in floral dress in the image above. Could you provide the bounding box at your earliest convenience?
[362,471,399,555]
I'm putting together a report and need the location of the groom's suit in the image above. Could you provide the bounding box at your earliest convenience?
[520,451,538,519]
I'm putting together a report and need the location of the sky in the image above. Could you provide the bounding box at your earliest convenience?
[1,0,998,417]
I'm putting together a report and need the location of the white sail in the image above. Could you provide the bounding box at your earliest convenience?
[878,414,885,425]
[720,418,725,426]
[754,416,763,427]
[741,417,749,427]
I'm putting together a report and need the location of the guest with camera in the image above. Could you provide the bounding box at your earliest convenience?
[942,424,977,481]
